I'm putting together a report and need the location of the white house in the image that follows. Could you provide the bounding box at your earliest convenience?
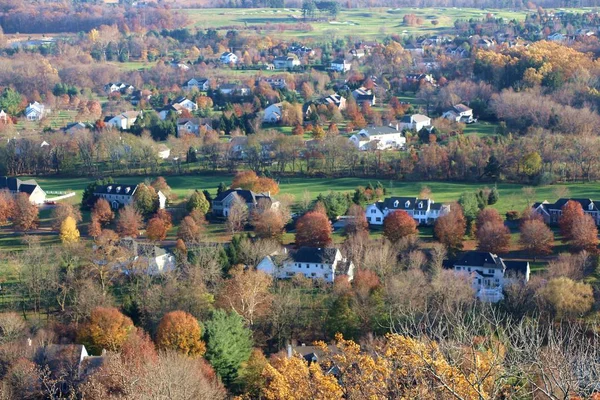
[547,32,566,42]
[365,196,449,225]
[449,252,530,303]
[218,84,251,96]
[25,102,48,121]
[185,78,210,91]
[173,97,198,112]
[257,247,354,283]
[273,55,301,69]
[263,103,283,123]
[0,176,46,205]
[399,114,431,131]
[220,52,239,64]
[349,125,406,151]
[330,59,351,73]
[176,118,212,137]
[442,104,474,123]
[120,238,175,274]
[157,144,170,160]
[93,183,166,210]
[212,189,278,217]
[105,111,140,130]
[320,94,346,110]
[352,87,376,106]
[0,110,7,123]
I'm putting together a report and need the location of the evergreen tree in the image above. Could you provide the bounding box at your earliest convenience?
[325,293,360,341]
[81,177,114,211]
[458,192,479,230]
[488,187,500,205]
[217,182,227,195]
[204,310,253,387]
[187,190,210,214]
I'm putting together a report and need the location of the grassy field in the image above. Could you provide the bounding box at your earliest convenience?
[183,7,534,40]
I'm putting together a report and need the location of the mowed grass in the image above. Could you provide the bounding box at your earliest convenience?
[21,174,600,217]
[183,7,534,40]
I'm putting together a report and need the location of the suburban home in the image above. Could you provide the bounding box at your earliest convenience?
[404,43,424,54]
[349,125,406,151]
[184,78,210,91]
[105,111,141,130]
[212,188,279,218]
[119,237,176,274]
[273,55,301,69]
[258,77,287,90]
[218,84,251,96]
[228,136,249,159]
[220,52,239,64]
[173,97,198,112]
[547,32,566,42]
[176,117,212,137]
[288,45,314,57]
[349,48,366,58]
[158,104,184,120]
[442,104,474,123]
[93,184,166,210]
[351,87,376,106]
[63,122,91,135]
[35,344,104,381]
[447,251,530,303]
[0,110,7,123]
[157,144,170,159]
[365,196,449,225]
[257,247,354,283]
[25,102,49,121]
[532,198,600,225]
[405,73,435,84]
[0,176,46,204]
[263,103,283,123]
[130,89,152,106]
[320,94,347,110]
[330,59,352,73]
[445,46,469,57]
[399,114,432,131]
[104,82,134,95]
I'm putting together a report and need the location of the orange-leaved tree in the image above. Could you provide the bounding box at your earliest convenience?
[77,307,135,354]
[156,310,206,357]
[383,210,417,243]
[295,211,332,248]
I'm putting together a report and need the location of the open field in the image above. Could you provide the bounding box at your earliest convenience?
[183,7,535,40]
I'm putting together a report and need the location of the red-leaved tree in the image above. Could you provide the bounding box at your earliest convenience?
[383,210,417,243]
[295,211,332,248]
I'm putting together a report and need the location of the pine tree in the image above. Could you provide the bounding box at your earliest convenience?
[488,186,500,205]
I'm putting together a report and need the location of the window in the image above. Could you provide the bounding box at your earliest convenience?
[495,279,500,284]
[376,217,381,222]
[467,268,471,272]
[306,264,309,268]
[321,265,323,269]
[394,200,399,207]
[477,278,481,284]
[456,267,461,271]
[367,217,371,222]
[311,273,316,277]
[324,274,329,279]
[405,201,410,208]
[371,209,376,214]
[488,269,495,274]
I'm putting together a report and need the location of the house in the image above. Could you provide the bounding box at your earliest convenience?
[444,46,469,58]
[173,97,198,112]
[365,196,449,225]
[320,94,346,110]
[532,198,600,225]
[220,52,239,64]
[157,144,170,159]
[330,59,352,73]
[185,78,210,91]
[0,110,7,123]
[349,125,406,151]
[228,136,249,159]
[405,73,435,84]
[105,111,141,130]
[158,104,184,120]
[351,87,376,106]
[288,45,314,57]
[119,237,175,274]
[130,89,152,106]
[442,104,474,123]
[447,251,530,303]
[218,84,251,96]
[273,55,301,70]
[547,32,566,42]
[212,188,279,217]
[287,343,339,364]
[404,43,424,54]
[258,77,287,90]
[176,118,212,137]
[399,114,431,131]
[104,82,132,94]
[35,344,104,381]
[94,183,166,210]
[263,103,283,123]
[257,247,354,283]
[25,102,48,121]
[63,122,90,135]
[349,48,365,59]
[0,176,46,204]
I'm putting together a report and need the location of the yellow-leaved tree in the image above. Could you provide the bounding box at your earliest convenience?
[59,215,80,244]
[156,311,206,357]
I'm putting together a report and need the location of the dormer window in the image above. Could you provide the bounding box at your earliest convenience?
[393,200,399,208]
[116,186,122,193]
[125,187,131,194]
[107,185,112,192]
[589,203,594,211]
[405,201,410,208]
[418,202,423,209]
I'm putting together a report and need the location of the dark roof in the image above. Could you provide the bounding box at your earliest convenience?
[119,237,167,258]
[93,184,137,196]
[445,251,529,276]
[505,261,529,276]
[535,198,599,213]
[453,104,472,113]
[375,197,432,212]
[19,183,38,194]
[36,344,86,376]
[0,176,40,194]
[292,247,339,264]
[455,251,502,267]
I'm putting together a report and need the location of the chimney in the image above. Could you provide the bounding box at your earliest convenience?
[27,338,32,347]
[287,344,293,358]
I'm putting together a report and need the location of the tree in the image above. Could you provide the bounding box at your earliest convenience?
[88,216,102,238]
[519,219,553,259]
[146,216,168,241]
[226,194,248,234]
[344,204,368,236]
[151,176,172,199]
[325,293,360,340]
[177,216,204,243]
[569,214,598,252]
[476,221,511,254]
[116,205,144,238]
[133,183,159,217]
[12,193,39,231]
[537,277,594,318]
[231,171,280,195]
[217,266,273,326]
[295,211,332,248]
[434,205,466,255]
[50,202,82,231]
[458,192,479,229]
[475,208,504,232]
[0,313,25,344]
[77,307,134,354]
[559,200,584,242]
[236,349,268,398]
[0,190,15,225]
[156,311,206,357]
[383,210,417,243]
[0,88,22,116]
[92,198,114,226]
[204,310,253,387]
[187,190,210,214]
[59,216,80,244]
[488,187,500,205]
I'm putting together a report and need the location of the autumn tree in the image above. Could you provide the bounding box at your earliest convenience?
[226,194,248,234]
[77,307,134,354]
[151,176,172,199]
[116,205,144,238]
[383,210,417,243]
[475,208,504,232]
[295,211,332,248]
[537,277,594,318]
[0,190,14,225]
[569,214,598,252]
[92,198,114,226]
[177,216,204,243]
[216,266,273,326]
[50,202,82,231]
[133,183,159,217]
[344,204,368,236]
[12,193,38,231]
[251,208,286,240]
[146,216,168,241]
[59,216,80,244]
[559,200,584,241]
[519,219,553,259]
[156,311,206,357]
[434,204,466,255]
[476,220,511,254]
[187,190,210,214]
[231,171,280,195]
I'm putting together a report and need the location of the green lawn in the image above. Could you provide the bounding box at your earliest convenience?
[463,121,498,137]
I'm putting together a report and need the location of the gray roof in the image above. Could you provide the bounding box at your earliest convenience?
[0,176,41,194]
[359,126,400,136]
[534,198,599,213]
[214,188,273,204]
[292,247,339,264]
[93,184,137,197]
[401,114,430,123]
[375,197,432,212]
